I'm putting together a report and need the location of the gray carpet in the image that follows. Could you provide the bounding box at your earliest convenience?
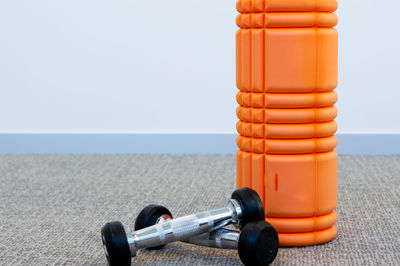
[0,155,399,265]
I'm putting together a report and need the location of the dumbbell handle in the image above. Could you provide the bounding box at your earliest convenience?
[184,228,239,249]
[155,211,239,249]
[126,199,242,256]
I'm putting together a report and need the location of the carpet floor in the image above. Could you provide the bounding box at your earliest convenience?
[0,155,399,265]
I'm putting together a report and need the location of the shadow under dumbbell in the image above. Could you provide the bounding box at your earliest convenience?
[133,242,242,265]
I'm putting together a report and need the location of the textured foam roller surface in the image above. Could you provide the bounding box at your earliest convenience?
[235,0,339,246]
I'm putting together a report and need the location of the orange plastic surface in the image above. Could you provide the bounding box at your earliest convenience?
[235,0,338,246]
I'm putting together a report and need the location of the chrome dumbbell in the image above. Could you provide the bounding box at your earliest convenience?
[101,188,264,265]
[134,204,279,266]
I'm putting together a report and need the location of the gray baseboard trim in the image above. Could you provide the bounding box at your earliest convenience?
[0,133,398,154]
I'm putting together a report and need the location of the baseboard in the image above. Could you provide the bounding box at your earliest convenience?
[0,133,398,154]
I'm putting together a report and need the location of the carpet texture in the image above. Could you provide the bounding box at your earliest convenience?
[0,155,399,265]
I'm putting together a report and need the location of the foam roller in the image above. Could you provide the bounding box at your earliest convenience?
[235,0,339,246]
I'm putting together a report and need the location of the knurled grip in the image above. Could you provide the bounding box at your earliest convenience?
[153,214,204,244]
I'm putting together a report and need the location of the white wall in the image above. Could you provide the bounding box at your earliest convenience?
[0,0,399,134]
[337,0,400,133]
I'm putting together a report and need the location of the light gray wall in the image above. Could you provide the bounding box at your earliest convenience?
[337,0,400,133]
[1,0,399,134]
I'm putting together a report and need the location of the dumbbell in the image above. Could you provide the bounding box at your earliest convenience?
[134,204,279,266]
[101,187,264,265]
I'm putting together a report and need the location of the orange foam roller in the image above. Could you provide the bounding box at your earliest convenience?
[235,0,338,246]
[237,91,338,108]
[236,12,338,28]
[237,121,337,139]
[236,106,337,123]
[237,135,337,154]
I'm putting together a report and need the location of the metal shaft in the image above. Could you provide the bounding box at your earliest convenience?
[126,199,243,257]
[184,228,239,249]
